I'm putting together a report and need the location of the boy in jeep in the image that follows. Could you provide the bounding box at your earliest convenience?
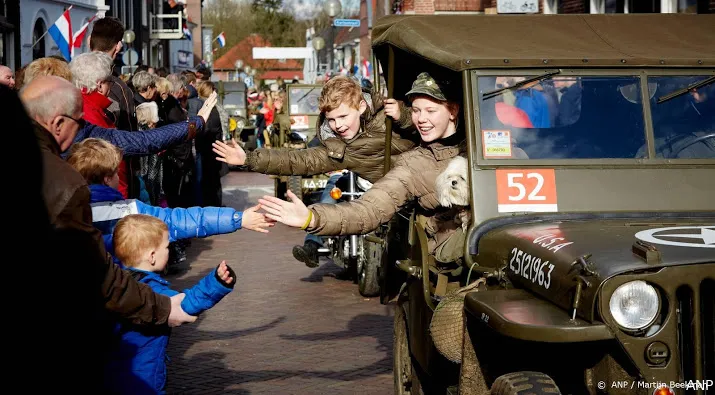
[212,75,416,267]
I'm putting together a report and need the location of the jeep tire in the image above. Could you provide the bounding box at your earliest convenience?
[394,302,423,395]
[288,176,303,201]
[490,371,561,395]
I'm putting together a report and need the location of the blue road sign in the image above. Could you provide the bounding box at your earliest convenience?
[333,19,361,28]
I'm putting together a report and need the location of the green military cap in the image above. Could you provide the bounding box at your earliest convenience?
[406,72,449,102]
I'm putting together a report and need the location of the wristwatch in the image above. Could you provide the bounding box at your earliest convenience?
[186,121,197,141]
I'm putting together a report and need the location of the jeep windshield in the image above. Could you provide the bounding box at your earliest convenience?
[222,92,246,108]
[477,75,715,160]
[289,87,321,115]
[648,75,715,159]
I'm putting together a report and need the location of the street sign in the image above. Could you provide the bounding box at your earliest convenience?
[253,47,313,59]
[122,48,139,66]
[333,19,360,28]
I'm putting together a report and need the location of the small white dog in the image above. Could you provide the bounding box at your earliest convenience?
[435,156,471,231]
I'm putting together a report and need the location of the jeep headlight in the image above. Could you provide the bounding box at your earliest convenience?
[609,280,659,331]
[356,176,373,191]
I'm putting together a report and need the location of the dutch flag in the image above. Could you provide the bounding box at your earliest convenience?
[361,60,372,79]
[72,13,98,58]
[183,21,192,40]
[49,7,73,61]
[216,32,226,48]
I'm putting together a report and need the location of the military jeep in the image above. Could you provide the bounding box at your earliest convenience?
[372,13,715,395]
[216,80,256,148]
[273,83,330,204]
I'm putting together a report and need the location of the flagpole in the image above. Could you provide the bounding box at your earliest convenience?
[31,5,73,49]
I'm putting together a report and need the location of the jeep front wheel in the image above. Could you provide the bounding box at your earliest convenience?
[490,371,561,395]
[394,302,422,395]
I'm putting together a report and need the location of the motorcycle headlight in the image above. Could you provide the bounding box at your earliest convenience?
[356,176,373,191]
[608,280,659,331]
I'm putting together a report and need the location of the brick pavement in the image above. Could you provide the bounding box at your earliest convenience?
[165,172,394,395]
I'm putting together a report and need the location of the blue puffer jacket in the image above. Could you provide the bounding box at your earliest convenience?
[70,116,204,157]
[104,266,235,394]
[89,184,243,256]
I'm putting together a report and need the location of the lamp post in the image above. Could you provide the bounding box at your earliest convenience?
[312,36,325,81]
[323,0,342,74]
[335,49,344,72]
[123,29,135,73]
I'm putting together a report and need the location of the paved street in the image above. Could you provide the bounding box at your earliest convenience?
[165,171,394,394]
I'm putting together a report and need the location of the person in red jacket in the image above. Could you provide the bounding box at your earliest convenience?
[70,51,132,198]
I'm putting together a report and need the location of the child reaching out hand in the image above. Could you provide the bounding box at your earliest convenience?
[67,138,275,261]
[104,214,236,394]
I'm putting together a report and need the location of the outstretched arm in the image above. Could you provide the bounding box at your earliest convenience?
[137,201,274,239]
[258,157,415,236]
[213,139,345,177]
[181,261,236,316]
[78,116,203,156]
[73,92,218,156]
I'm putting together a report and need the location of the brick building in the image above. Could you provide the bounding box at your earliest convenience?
[212,34,303,85]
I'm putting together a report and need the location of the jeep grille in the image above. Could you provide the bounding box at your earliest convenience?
[676,278,714,394]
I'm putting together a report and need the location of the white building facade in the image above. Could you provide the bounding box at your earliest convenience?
[20,0,108,66]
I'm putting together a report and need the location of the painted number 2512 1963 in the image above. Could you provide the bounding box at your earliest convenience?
[508,247,555,290]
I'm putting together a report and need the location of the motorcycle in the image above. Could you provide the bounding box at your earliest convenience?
[317,171,385,297]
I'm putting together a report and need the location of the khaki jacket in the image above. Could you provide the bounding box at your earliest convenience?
[245,87,417,183]
[307,137,466,237]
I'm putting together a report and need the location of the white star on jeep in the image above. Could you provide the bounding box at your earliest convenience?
[659,227,715,245]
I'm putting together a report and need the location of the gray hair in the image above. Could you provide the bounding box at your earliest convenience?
[21,76,83,122]
[132,71,157,93]
[69,52,113,93]
[136,101,159,126]
[166,73,186,94]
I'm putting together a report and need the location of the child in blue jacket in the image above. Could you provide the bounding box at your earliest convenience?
[104,214,235,394]
[67,138,274,257]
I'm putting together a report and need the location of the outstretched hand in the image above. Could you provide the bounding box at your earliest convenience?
[241,204,276,233]
[198,91,218,122]
[213,138,246,166]
[258,190,314,230]
[216,260,234,285]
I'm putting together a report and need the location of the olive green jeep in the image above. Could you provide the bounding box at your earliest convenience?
[372,13,715,395]
[273,83,331,204]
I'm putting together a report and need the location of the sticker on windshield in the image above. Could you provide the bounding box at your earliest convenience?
[496,169,558,213]
[291,115,309,130]
[635,226,715,249]
[482,130,512,158]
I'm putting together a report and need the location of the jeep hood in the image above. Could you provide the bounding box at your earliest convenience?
[475,218,715,322]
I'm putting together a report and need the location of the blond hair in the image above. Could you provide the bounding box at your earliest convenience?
[196,80,215,99]
[155,77,172,95]
[23,57,73,85]
[113,214,168,267]
[319,76,362,113]
[66,138,123,185]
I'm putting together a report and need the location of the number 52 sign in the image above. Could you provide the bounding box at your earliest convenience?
[496,169,558,213]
